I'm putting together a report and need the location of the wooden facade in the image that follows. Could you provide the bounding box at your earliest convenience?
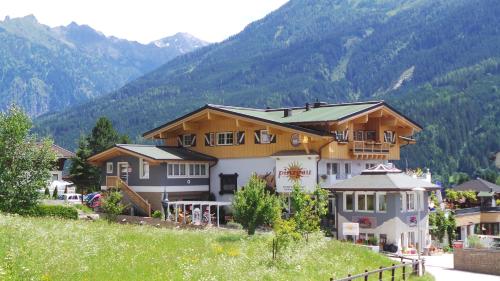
[147,105,418,161]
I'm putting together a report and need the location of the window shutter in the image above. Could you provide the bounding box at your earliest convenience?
[191,134,197,146]
[204,133,211,146]
[254,130,261,144]
[270,134,276,143]
[237,131,245,145]
[344,129,349,141]
[391,131,396,143]
[177,135,182,147]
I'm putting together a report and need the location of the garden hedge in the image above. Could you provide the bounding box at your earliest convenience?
[32,205,79,220]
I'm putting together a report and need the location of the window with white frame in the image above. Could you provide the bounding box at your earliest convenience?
[345,163,351,175]
[356,192,375,212]
[365,163,376,169]
[216,132,234,145]
[188,163,208,177]
[167,163,187,177]
[377,192,387,212]
[106,162,113,174]
[326,163,338,175]
[400,192,406,212]
[139,158,149,179]
[260,130,271,144]
[343,192,353,212]
[182,134,193,147]
[406,192,416,211]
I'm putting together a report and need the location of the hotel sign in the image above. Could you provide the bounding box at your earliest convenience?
[274,155,317,193]
[342,223,360,236]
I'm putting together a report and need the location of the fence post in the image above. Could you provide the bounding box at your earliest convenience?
[364,269,368,281]
[402,262,406,281]
[378,266,383,281]
[391,264,395,281]
[347,274,352,281]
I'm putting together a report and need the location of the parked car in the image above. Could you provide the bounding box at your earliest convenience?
[84,192,99,203]
[63,193,83,204]
[88,193,102,209]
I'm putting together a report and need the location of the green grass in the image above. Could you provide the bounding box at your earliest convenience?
[73,204,94,214]
[0,214,433,281]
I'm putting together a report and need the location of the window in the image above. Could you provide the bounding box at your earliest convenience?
[355,131,364,141]
[182,134,193,147]
[220,173,238,194]
[384,131,395,143]
[326,163,338,175]
[343,192,353,212]
[400,193,406,212]
[365,163,376,169]
[167,163,187,177]
[217,132,234,145]
[377,193,387,212]
[406,193,416,211]
[365,131,376,141]
[356,192,375,212]
[106,162,113,174]
[260,130,271,144]
[408,231,416,247]
[345,163,351,175]
[51,173,59,181]
[188,163,208,177]
[139,158,149,179]
[379,234,387,245]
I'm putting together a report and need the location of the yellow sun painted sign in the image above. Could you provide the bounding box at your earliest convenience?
[274,155,318,193]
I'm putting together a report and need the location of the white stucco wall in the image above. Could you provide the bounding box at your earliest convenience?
[210,157,276,201]
[318,159,387,187]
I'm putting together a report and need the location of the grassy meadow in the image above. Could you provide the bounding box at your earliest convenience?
[0,214,432,281]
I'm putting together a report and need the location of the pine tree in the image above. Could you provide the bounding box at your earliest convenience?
[70,117,128,193]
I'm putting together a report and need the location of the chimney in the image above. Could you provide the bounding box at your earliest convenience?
[305,102,310,111]
[284,108,293,117]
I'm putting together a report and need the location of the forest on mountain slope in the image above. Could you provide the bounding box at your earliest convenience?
[0,15,207,116]
[33,0,500,182]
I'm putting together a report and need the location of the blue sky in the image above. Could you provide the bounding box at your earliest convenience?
[0,0,289,43]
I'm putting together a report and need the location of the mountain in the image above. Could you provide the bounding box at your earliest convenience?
[0,15,208,116]
[35,0,500,180]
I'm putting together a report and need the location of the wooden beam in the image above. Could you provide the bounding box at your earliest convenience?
[368,110,383,118]
[353,115,369,124]
[182,122,199,131]
[235,119,240,128]
[303,142,310,154]
[207,111,212,120]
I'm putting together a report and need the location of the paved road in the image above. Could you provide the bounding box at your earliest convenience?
[424,254,499,281]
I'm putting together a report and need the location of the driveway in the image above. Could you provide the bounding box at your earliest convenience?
[424,253,499,281]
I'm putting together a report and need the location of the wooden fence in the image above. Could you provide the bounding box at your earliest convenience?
[331,260,420,281]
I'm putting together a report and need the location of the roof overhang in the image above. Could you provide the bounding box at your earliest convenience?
[142,105,328,139]
[88,146,160,165]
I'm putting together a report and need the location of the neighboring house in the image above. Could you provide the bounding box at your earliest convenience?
[47,144,75,194]
[89,101,422,217]
[454,178,500,240]
[330,164,439,253]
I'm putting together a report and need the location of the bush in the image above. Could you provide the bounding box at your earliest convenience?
[152,210,162,219]
[31,205,78,220]
[233,174,282,235]
[467,235,483,249]
[272,218,301,260]
[226,221,243,229]
[101,191,126,222]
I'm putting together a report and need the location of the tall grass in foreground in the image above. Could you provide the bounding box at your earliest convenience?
[0,214,432,281]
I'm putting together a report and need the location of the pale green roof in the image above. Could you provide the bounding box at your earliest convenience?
[115,144,216,161]
[210,102,381,124]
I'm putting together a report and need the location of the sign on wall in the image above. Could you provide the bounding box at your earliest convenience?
[407,215,417,227]
[352,216,377,229]
[274,155,318,193]
[342,222,360,236]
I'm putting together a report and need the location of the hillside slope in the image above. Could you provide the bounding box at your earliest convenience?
[35,0,500,177]
[0,15,208,116]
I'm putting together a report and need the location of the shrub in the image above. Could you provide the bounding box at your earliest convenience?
[290,184,328,241]
[52,187,58,199]
[272,218,301,260]
[31,205,78,220]
[226,221,243,229]
[152,210,163,219]
[233,174,282,235]
[467,235,483,249]
[101,191,126,222]
[368,236,378,246]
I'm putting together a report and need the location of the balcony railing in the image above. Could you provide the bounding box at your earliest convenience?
[352,141,390,156]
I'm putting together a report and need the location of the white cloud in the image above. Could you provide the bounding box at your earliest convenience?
[0,0,289,43]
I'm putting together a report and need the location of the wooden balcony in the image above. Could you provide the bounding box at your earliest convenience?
[351,141,390,159]
[106,176,151,217]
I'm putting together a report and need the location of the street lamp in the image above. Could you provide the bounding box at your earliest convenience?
[412,186,425,276]
[161,188,169,221]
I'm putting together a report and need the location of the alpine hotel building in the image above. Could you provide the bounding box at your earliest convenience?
[89,101,433,250]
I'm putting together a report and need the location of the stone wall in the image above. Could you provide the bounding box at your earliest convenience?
[454,247,500,275]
